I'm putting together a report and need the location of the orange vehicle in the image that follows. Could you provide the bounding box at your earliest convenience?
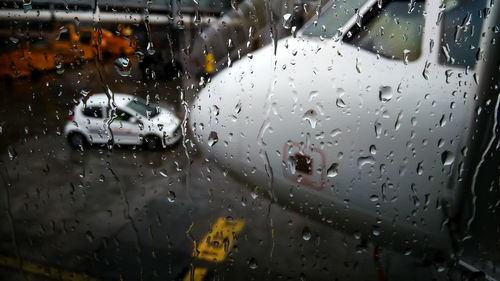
[0,43,56,80]
[50,25,96,63]
[0,25,136,80]
[51,25,136,62]
[101,24,136,56]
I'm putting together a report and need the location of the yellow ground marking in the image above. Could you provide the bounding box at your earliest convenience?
[205,53,214,74]
[182,265,208,281]
[194,217,245,262]
[0,255,98,281]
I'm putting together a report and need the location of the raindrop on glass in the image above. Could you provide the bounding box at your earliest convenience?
[208,131,218,147]
[302,109,318,129]
[282,13,292,29]
[336,98,346,108]
[441,151,455,166]
[357,156,375,168]
[167,191,176,203]
[327,163,339,177]
[379,86,393,102]
[248,258,258,270]
[114,57,131,77]
[302,227,312,241]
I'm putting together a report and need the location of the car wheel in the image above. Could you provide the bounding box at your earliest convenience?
[68,133,86,150]
[144,136,161,150]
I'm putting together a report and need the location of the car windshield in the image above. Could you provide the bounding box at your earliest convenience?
[126,99,160,118]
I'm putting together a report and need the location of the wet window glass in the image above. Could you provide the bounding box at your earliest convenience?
[344,0,425,61]
[1,0,499,281]
[439,0,488,67]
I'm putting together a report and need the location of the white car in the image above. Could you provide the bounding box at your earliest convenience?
[65,93,182,150]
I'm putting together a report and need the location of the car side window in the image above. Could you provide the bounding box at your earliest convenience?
[82,106,103,118]
[80,31,92,45]
[58,30,70,41]
[343,0,425,62]
[113,109,133,122]
[439,0,488,67]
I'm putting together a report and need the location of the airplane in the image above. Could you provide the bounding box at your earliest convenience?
[188,0,500,278]
[185,0,319,79]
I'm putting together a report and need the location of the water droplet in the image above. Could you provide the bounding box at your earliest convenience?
[355,10,363,27]
[248,258,258,270]
[146,41,155,55]
[403,49,411,65]
[439,114,447,127]
[374,122,382,138]
[167,191,176,202]
[85,230,94,242]
[56,27,68,40]
[438,138,445,148]
[7,146,17,160]
[114,57,131,77]
[193,11,201,25]
[9,37,19,44]
[56,62,64,75]
[327,163,339,177]
[422,61,431,80]
[357,156,375,168]
[302,109,318,129]
[159,169,168,178]
[235,102,242,114]
[369,195,379,202]
[355,58,361,73]
[211,105,219,116]
[336,98,346,108]
[251,191,258,200]
[23,0,32,13]
[369,145,376,155]
[417,161,424,175]
[208,131,218,147]
[379,86,393,102]
[441,151,455,166]
[395,111,403,131]
[408,0,416,13]
[330,129,341,138]
[302,227,312,241]
[135,51,144,62]
[282,13,292,29]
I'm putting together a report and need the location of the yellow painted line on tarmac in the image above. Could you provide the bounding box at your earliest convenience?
[182,264,208,281]
[182,217,245,281]
[0,255,98,281]
[194,217,245,262]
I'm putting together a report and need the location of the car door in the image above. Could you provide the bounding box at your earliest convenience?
[80,105,108,144]
[108,107,142,145]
